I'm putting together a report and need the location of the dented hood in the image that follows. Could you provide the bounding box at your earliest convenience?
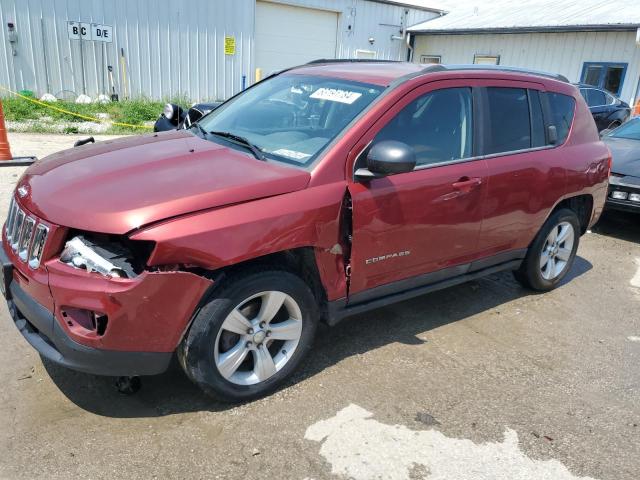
[18,130,310,234]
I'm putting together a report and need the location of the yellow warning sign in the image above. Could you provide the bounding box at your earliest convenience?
[224,36,236,55]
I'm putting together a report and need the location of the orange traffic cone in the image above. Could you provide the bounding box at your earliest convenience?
[633,98,640,117]
[0,98,35,167]
[0,100,13,161]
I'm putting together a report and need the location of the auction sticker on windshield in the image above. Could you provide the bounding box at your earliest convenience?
[310,88,362,104]
[272,149,311,161]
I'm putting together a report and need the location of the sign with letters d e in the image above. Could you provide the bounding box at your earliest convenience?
[67,21,113,43]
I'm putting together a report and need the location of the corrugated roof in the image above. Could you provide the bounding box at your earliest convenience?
[408,0,640,33]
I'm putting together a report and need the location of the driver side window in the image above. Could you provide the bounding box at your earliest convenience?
[373,87,473,167]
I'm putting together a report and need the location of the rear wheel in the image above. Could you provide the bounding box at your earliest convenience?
[179,270,318,402]
[514,208,580,291]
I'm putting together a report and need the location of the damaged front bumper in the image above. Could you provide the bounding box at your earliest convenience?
[8,278,173,376]
[2,242,212,376]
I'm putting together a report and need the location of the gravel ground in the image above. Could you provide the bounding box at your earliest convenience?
[0,133,639,479]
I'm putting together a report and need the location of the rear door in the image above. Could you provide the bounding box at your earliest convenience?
[347,81,489,297]
[477,84,574,257]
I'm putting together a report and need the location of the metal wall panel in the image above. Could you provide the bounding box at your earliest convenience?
[0,0,437,101]
[413,31,640,103]
[0,0,254,101]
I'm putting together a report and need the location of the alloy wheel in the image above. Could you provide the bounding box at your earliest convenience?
[214,291,303,386]
[540,221,575,280]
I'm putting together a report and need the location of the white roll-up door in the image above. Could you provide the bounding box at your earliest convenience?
[255,1,338,76]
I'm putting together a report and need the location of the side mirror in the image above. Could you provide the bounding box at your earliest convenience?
[354,141,416,181]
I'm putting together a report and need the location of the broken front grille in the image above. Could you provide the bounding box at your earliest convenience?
[5,197,49,269]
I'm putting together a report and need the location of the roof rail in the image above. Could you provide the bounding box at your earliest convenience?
[306,58,402,65]
[431,64,569,83]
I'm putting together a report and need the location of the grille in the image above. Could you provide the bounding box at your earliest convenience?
[5,197,49,269]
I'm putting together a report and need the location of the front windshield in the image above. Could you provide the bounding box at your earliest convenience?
[609,118,640,141]
[197,74,384,167]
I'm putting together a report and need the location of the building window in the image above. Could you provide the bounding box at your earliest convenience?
[474,54,500,65]
[355,49,377,60]
[419,55,441,64]
[581,62,627,96]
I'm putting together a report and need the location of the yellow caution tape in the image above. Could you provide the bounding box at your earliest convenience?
[0,85,152,130]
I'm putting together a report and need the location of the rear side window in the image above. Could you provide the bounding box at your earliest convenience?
[547,92,576,144]
[485,87,531,154]
[583,88,606,107]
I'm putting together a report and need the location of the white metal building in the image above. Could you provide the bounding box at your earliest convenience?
[0,0,441,101]
[408,0,640,104]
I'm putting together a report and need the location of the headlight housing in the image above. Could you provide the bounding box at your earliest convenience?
[163,103,177,120]
[59,235,154,278]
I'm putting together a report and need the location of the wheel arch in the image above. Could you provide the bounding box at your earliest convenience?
[550,193,594,235]
[226,247,327,308]
[188,247,330,329]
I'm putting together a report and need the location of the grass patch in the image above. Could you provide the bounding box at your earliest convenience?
[2,96,166,126]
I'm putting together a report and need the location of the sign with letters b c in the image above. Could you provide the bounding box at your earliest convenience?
[67,21,113,43]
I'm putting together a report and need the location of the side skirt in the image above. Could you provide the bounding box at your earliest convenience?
[326,253,525,326]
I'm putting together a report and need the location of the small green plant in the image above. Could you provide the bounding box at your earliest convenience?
[62,125,79,134]
[114,99,164,125]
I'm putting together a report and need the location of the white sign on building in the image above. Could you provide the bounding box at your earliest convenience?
[67,21,113,43]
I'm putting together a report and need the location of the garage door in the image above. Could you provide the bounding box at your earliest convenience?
[255,1,338,76]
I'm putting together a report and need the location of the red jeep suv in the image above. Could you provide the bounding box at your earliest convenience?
[1,61,610,401]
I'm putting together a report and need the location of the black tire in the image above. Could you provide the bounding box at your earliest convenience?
[513,208,581,291]
[178,269,318,402]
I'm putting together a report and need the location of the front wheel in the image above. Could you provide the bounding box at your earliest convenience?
[179,269,318,402]
[514,208,580,291]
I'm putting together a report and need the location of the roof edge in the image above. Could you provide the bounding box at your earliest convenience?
[367,0,447,14]
[409,24,640,34]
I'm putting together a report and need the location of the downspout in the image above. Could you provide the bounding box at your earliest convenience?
[406,31,414,62]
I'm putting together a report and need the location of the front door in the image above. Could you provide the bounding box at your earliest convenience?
[347,82,488,298]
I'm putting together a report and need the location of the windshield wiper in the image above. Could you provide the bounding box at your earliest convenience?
[208,130,265,161]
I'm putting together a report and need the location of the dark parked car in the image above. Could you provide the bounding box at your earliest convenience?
[154,101,222,131]
[576,83,630,131]
[2,62,609,402]
[602,117,640,212]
